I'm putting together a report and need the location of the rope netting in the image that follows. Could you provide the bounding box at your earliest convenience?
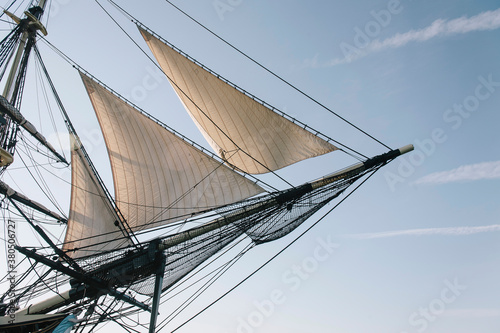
[69,165,372,298]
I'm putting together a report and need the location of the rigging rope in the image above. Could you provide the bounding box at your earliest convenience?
[38,36,278,194]
[13,137,65,215]
[162,0,392,153]
[169,166,382,332]
[106,0,370,162]
[161,238,250,302]
[95,0,295,188]
[33,40,141,247]
[33,45,67,161]
[0,3,401,331]
[157,241,254,330]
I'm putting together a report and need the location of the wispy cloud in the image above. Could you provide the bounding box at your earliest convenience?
[323,8,500,66]
[368,8,500,51]
[345,225,500,240]
[413,161,500,185]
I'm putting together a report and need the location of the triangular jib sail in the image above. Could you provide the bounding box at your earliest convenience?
[80,73,264,234]
[64,136,129,258]
[0,2,415,332]
[139,27,337,174]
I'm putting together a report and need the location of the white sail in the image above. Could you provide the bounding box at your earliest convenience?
[64,138,129,258]
[139,28,337,174]
[80,73,264,231]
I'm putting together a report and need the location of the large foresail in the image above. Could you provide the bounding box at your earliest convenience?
[139,28,337,174]
[64,137,130,258]
[79,73,264,231]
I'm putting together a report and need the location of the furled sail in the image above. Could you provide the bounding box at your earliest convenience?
[139,28,337,174]
[80,73,264,231]
[64,137,129,258]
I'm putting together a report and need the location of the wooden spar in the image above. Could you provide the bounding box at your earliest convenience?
[160,144,414,250]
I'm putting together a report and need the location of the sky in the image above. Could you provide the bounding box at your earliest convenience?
[1,0,499,332]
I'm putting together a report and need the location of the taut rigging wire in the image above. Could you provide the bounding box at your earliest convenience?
[125,0,393,154]
[156,240,255,331]
[94,0,296,188]
[38,35,276,192]
[107,0,390,160]
[1,2,398,330]
[170,166,382,332]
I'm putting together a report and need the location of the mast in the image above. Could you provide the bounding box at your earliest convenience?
[0,0,68,166]
[2,1,47,100]
[149,252,166,333]
[0,2,71,222]
[9,144,413,321]
[0,2,417,331]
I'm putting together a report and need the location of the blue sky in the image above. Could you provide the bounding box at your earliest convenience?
[2,0,499,332]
